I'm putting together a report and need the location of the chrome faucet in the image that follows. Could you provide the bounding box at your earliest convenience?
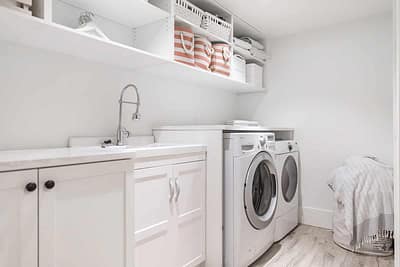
[116,84,141,146]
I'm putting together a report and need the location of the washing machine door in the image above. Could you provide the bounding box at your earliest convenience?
[244,152,277,230]
[281,155,298,202]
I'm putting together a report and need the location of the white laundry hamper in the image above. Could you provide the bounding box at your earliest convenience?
[328,156,394,257]
[332,203,394,256]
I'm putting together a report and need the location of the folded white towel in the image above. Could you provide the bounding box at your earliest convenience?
[233,37,252,50]
[225,120,260,127]
[250,47,267,61]
[240,37,264,50]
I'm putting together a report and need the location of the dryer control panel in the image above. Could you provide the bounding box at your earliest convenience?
[223,132,275,156]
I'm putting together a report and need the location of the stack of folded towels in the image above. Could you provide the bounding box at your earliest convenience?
[233,37,267,62]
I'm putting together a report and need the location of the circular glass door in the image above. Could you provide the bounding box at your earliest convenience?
[281,155,298,202]
[244,152,277,230]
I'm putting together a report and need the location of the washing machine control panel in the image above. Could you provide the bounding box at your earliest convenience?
[259,136,267,146]
[259,134,275,151]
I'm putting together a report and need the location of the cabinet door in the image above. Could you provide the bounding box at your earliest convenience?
[173,161,206,267]
[38,160,133,267]
[134,166,174,267]
[0,170,38,267]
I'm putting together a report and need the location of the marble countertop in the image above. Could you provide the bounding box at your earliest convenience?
[0,144,206,172]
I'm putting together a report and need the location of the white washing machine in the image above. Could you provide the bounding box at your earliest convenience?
[224,132,278,267]
[274,140,300,241]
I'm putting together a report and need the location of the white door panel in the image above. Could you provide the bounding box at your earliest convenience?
[173,161,206,267]
[134,166,174,267]
[39,160,132,267]
[0,170,38,267]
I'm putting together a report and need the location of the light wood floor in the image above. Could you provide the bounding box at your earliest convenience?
[250,225,394,267]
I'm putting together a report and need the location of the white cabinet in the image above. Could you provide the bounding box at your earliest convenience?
[134,166,174,267]
[134,161,206,267]
[0,159,133,267]
[0,170,38,267]
[39,160,133,267]
[173,162,206,267]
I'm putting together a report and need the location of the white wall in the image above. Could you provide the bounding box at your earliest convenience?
[238,14,393,228]
[0,42,236,150]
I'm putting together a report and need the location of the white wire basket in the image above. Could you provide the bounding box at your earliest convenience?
[201,12,232,42]
[175,0,204,27]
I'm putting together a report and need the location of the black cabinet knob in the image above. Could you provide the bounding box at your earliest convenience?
[25,182,37,192]
[44,180,55,190]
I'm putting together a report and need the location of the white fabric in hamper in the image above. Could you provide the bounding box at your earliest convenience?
[246,63,263,87]
[327,156,394,256]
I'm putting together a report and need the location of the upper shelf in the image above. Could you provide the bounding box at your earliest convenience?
[0,7,166,68]
[0,7,266,94]
[147,59,265,94]
[59,0,170,27]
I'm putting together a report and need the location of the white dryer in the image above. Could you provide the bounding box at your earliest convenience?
[224,132,278,267]
[274,140,300,241]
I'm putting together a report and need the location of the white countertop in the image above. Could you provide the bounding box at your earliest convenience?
[0,144,206,172]
[153,125,294,132]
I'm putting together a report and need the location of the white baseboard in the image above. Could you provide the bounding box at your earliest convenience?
[301,207,333,229]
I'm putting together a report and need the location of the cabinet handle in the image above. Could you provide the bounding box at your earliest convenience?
[174,178,180,202]
[169,178,175,202]
[25,182,37,192]
[44,180,56,190]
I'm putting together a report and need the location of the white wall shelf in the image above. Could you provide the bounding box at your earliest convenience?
[0,7,266,94]
[0,7,167,68]
[148,59,266,94]
[53,0,170,28]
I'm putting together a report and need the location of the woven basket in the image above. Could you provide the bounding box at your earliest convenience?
[201,12,231,42]
[175,0,204,27]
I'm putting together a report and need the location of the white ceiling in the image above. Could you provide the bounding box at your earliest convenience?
[215,0,392,37]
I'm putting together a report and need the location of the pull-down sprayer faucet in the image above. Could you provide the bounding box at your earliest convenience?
[116,84,141,146]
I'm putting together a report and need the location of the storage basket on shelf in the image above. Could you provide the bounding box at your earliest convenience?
[194,35,214,71]
[230,54,246,82]
[201,12,232,42]
[174,25,195,66]
[175,0,204,27]
[210,43,231,76]
[246,63,263,87]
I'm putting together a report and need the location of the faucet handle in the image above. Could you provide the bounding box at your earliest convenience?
[122,127,131,139]
[125,129,131,138]
[101,139,113,148]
